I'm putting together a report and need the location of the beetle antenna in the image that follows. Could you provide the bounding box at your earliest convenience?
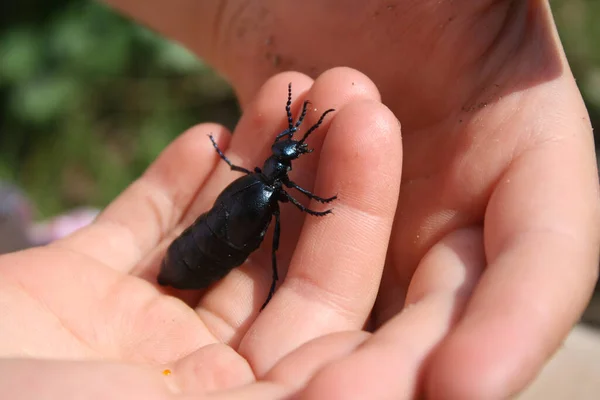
[275,83,300,141]
[286,83,293,130]
[299,108,335,144]
[294,100,310,130]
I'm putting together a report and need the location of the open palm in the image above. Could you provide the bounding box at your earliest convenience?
[0,73,402,398]
[101,0,600,398]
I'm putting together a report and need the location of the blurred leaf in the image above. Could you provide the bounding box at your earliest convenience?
[49,2,133,76]
[156,41,204,73]
[582,68,600,113]
[10,75,79,124]
[0,28,41,83]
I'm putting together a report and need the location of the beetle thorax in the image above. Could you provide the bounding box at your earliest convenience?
[261,156,291,182]
[261,138,310,182]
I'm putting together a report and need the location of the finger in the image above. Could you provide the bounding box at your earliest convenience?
[170,343,255,393]
[426,125,600,399]
[299,227,485,399]
[266,331,370,392]
[167,71,314,339]
[193,68,384,346]
[238,88,401,374]
[54,123,231,273]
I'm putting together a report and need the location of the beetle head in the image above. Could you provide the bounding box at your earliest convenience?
[271,139,313,161]
[272,107,335,161]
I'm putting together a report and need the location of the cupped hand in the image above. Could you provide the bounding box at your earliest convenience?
[104,0,600,398]
[0,71,403,398]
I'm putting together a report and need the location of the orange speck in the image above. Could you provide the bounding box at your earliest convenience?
[162,369,172,376]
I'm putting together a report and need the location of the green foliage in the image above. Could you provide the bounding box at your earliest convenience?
[552,0,600,129]
[0,28,41,83]
[0,1,238,218]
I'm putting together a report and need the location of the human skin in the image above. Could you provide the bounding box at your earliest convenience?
[0,71,407,399]
[1,0,599,399]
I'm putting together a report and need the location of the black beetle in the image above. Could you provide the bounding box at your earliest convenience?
[157,83,336,309]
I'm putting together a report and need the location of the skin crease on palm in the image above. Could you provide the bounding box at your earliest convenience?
[0,0,599,399]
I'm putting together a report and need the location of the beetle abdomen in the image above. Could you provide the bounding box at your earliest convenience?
[157,211,251,289]
[157,176,276,290]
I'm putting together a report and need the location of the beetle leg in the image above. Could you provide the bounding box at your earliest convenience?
[261,207,280,310]
[283,178,337,203]
[208,135,252,175]
[281,190,333,216]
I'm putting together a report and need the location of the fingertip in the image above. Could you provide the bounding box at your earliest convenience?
[172,343,255,393]
[313,66,382,103]
[143,122,231,190]
[291,68,385,149]
[246,71,314,121]
[322,98,402,216]
[405,226,484,306]
[266,331,369,390]
[425,319,548,400]
[328,97,401,147]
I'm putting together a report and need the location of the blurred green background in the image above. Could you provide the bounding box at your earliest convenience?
[0,0,598,219]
